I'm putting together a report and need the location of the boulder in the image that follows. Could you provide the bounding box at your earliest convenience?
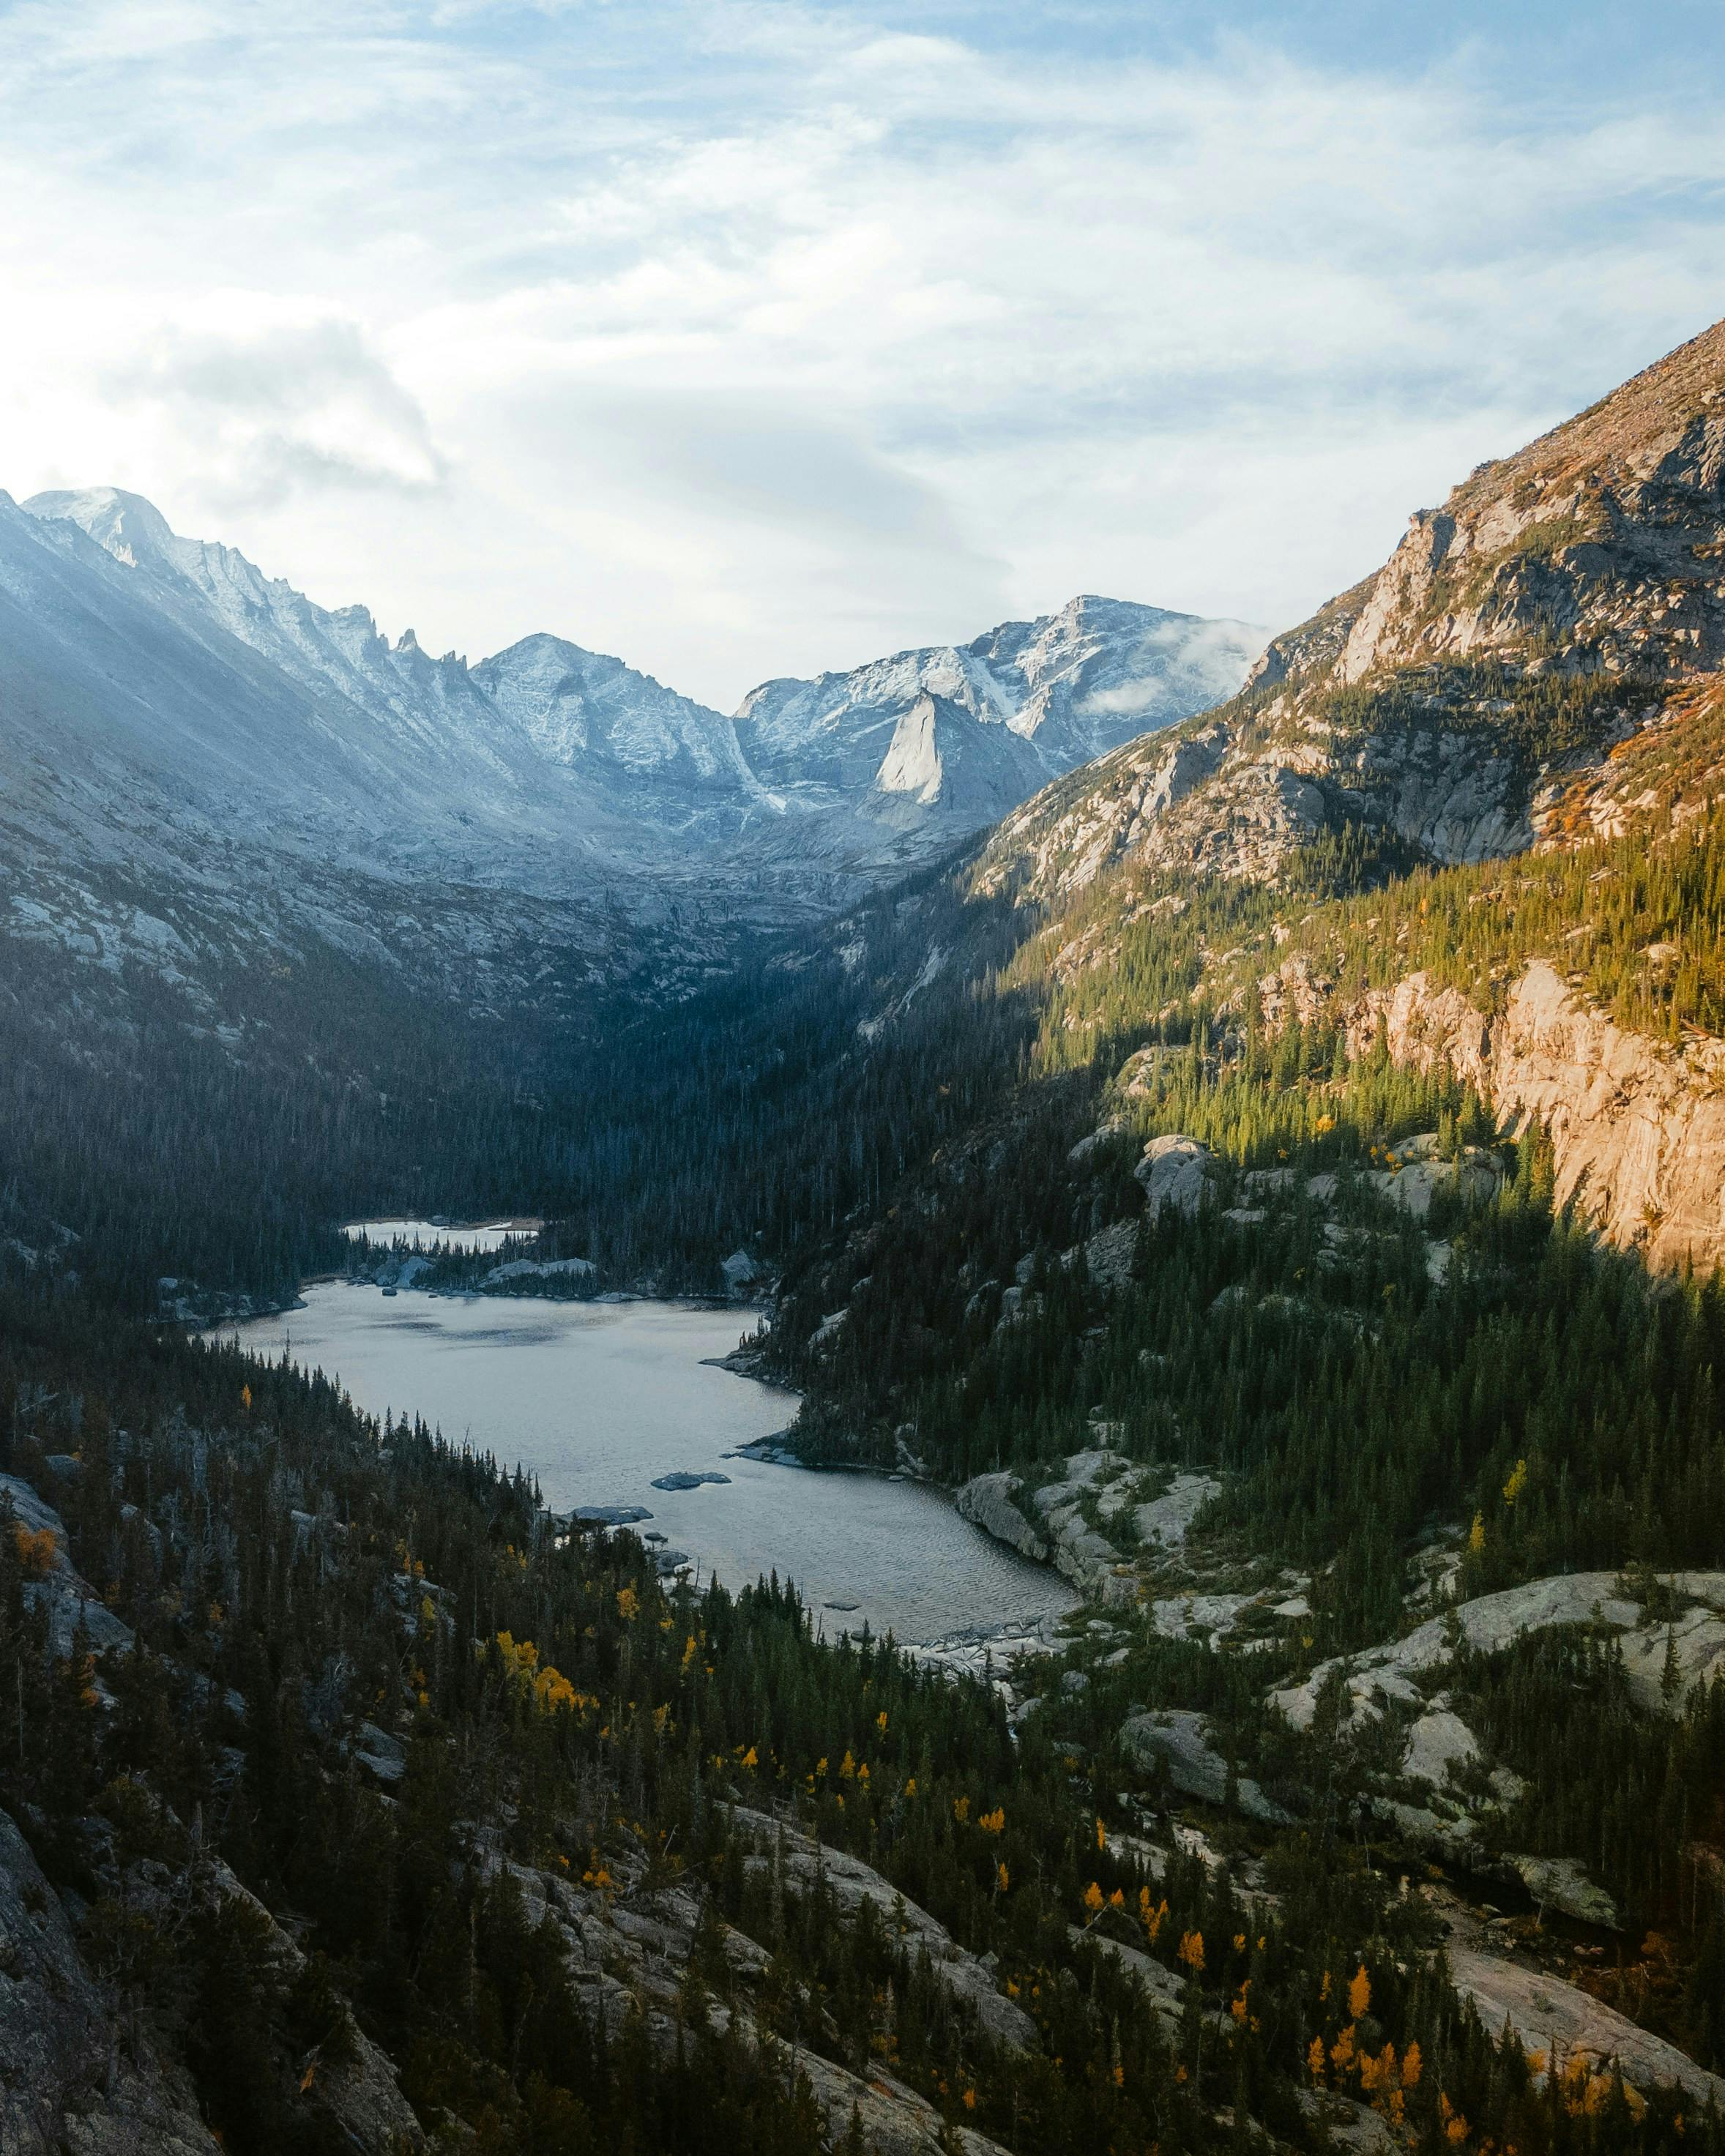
[1297,2091,1398,2156]
[955,1474,1049,1562]
[1513,1854,1620,1930]
[1376,1798,1480,1863]
[720,1248,760,1290]
[1134,1135,1212,1219]
[1121,1709,1292,1824]
[1068,1120,1127,1167]
[352,1720,407,1786]
[1401,1708,1481,1789]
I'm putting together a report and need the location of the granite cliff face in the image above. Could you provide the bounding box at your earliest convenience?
[0,1808,218,2156]
[983,318,1725,903]
[1230,946,1725,1272]
[1344,960,1725,1272]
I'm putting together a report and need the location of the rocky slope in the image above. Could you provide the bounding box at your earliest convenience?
[739,321,1725,2134]
[956,1452,1725,2099]
[981,316,1725,903]
[951,316,1725,1275]
[737,596,1264,828]
[8,490,1259,993]
[0,1805,221,2156]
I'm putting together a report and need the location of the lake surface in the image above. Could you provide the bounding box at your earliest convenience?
[216,1283,1076,1648]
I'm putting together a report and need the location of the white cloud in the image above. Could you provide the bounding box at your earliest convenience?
[0,3,1721,705]
[106,316,445,507]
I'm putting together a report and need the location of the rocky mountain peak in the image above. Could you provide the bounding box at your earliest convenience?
[23,483,179,569]
[734,597,1263,807]
[986,315,1725,902]
[1334,319,1725,691]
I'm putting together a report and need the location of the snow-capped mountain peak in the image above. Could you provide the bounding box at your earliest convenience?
[474,632,762,797]
[733,597,1266,813]
[25,485,179,570]
[5,486,1267,980]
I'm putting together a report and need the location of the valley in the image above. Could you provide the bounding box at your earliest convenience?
[215,1280,1077,1654]
[4,316,1725,2156]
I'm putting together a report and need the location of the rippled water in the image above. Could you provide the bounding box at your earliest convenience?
[216,1283,1076,1647]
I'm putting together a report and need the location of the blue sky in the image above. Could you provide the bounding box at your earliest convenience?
[1,1,1721,706]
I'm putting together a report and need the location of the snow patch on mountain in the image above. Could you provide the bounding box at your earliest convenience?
[734,595,1264,816]
[3,486,1267,1021]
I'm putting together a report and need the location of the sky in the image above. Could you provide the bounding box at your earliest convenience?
[2,1,1724,711]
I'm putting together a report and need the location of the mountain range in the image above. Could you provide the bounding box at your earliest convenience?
[0,485,1262,1010]
[8,303,1725,2156]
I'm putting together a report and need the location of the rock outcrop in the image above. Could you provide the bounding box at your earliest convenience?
[1,1473,136,1662]
[730,1807,1038,2054]
[958,1451,1183,1604]
[977,317,1725,902]
[1134,1135,1215,1218]
[1131,1473,1223,1555]
[1120,1709,1292,1824]
[477,1807,1021,2156]
[957,1459,1226,1611]
[1331,962,1725,1270]
[1272,1570,1725,1731]
[1437,1893,1725,2107]
[955,1473,1051,1564]
[0,1808,220,2156]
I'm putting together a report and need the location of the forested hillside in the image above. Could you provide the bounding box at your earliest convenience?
[0,848,1039,1310]
[7,322,1725,2154]
[3,1293,1718,2155]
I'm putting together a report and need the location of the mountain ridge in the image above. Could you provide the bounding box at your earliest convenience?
[4,485,1261,1022]
[977,316,1725,908]
[23,485,1261,848]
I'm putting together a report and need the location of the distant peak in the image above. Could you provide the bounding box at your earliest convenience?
[23,485,179,567]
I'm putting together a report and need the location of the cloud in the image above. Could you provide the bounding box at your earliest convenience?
[0,2,1721,704]
[106,316,447,507]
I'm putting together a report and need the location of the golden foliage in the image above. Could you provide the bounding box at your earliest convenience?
[12,1526,56,1578]
[484,1630,589,1716]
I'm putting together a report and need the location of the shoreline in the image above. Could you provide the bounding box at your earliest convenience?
[200,1271,1081,1663]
